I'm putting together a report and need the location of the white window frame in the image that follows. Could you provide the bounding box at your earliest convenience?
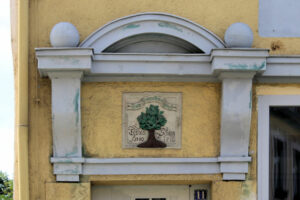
[258,95,300,200]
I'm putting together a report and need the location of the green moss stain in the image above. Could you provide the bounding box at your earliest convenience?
[241,181,255,199]
[226,61,266,70]
[65,146,78,157]
[158,22,183,32]
[123,23,140,30]
[73,88,80,125]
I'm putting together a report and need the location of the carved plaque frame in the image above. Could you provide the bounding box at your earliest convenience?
[122,92,182,148]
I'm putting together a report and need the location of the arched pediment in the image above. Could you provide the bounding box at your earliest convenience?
[79,13,225,54]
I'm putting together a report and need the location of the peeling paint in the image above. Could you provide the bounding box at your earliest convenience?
[158,22,183,32]
[123,23,140,30]
[226,61,265,70]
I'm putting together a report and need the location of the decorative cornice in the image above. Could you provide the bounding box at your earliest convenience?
[35,48,300,83]
[211,48,269,76]
[51,157,251,180]
[36,48,94,77]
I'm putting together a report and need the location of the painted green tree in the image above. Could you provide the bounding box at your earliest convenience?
[137,104,167,148]
[0,171,13,200]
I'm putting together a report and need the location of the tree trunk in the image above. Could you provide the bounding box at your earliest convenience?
[137,129,167,148]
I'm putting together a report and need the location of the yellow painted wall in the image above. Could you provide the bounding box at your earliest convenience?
[81,82,220,158]
[15,0,300,199]
[31,0,300,54]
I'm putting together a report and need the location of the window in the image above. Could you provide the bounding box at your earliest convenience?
[258,95,300,200]
[270,107,300,200]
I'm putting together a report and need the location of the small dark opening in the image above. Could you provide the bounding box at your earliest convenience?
[103,33,204,53]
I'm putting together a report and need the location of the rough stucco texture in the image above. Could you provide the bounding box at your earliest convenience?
[26,0,300,199]
[211,180,256,200]
[33,0,300,55]
[46,183,91,200]
[81,82,221,158]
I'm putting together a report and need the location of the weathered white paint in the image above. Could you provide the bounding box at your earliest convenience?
[84,157,218,163]
[36,48,94,77]
[211,48,268,74]
[35,49,93,182]
[49,71,83,158]
[48,71,85,182]
[211,49,268,180]
[51,157,84,182]
[49,157,254,181]
[79,12,225,53]
[261,56,300,76]
[53,163,82,174]
[84,162,219,175]
[257,95,300,200]
[219,76,253,156]
[83,75,219,83]
[56,174,79,182]
[36,49,300,83]
[222,173,245,180]
[224,23,253,48]
[218,156,251,180]
[51,157,220,176]
[259,0,300,37]
[50,22,80,47]
[50,157,85,163]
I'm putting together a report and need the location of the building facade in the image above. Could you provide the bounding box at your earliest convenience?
[11,0,300,200]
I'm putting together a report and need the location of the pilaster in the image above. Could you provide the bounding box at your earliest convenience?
[36,48,93,182]
[211,48,269,180]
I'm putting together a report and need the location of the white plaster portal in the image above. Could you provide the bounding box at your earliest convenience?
[35,13,300,182]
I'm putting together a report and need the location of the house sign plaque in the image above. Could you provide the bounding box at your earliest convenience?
[123,92,182,148]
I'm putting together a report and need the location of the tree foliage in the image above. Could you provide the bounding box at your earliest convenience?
[137,104,167,130]
[0,171,13,200]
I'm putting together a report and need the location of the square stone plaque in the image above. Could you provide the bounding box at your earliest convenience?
[122,92,182,148]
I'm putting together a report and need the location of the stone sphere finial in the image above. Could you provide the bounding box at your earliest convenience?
[224,23,253,48]
[50,22,80,47]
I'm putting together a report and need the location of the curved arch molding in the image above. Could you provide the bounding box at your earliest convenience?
[79,12,226,54]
